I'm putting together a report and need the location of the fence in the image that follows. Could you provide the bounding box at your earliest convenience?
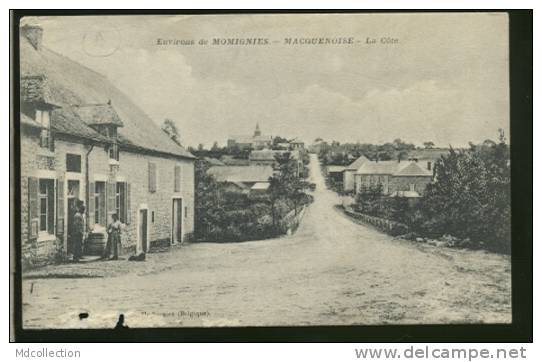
[343,206,408,236]
[283,206,308,235]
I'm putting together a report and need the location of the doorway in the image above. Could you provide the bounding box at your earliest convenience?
[139,208,149,253]
[172,198,182,244]
[66,180,80,255]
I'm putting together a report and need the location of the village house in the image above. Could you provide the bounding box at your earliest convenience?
[325,165,346,183]
[249,149,303,176]
[19,24,195,266]
[206,165,274,194]
[354,160,433,197]
[342,155,370,192]
[407,148,449,172]
[227,123,273,150]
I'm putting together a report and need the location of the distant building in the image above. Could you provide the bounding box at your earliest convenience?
[227,123,273,150]
[207,165,274,194]
[407,148,449,172]
[308,139,329,154]
[288,137,305,151]
[276,137,305,152]
[202,157,225,166]
[342,155,370,192]
[326,165,346,183]
[249,149,303,176]
[354,160,433,197]
[220,155,250,166]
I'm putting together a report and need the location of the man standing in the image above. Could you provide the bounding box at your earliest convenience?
[73,204,86,262]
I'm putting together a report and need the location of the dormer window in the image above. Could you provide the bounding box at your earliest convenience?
[109,143,119,161]
[36,109,54,151]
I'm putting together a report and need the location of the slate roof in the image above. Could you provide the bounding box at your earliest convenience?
[203,157,226,166]
[220,155,250,166]
[394,162,432,177]
[356,160,432,177]
[73,103,124,127]
[20,75,58,106]
[207,165,274,183]
[356,161,399,175]
[50,107,111,143]
[326,165,346,173]
[249,149,299,161]
[20,112,43,128]
[407,148,449,161]
[20,31,194,159]
[251,182,270,190]
[228,135,273,144]
[345,155,369,170]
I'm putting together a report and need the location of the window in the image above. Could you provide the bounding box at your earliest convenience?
[66,154,82,173]
[427,161,432,171]
[38,179,55,234]
[148,162,157,192]
[174,165,181,192]
[151,211,155,223]
[116,182,126,223]
[409,183,416,191]
[36,109,54,151]
[94,182,106,226]
[185,206,188,219]
[109,143,119,161]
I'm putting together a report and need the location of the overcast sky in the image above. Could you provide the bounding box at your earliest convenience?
[28,13,509,148]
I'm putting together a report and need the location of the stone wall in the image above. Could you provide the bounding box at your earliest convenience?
[20,128,195,266]
[388,175,432,195]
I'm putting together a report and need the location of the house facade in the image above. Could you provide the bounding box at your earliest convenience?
[19,24,195,267]
[354,160,433,197]
[342,155,369,192]
[207,165,274,194]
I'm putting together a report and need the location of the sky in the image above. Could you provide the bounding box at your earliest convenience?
[25,13,510,148]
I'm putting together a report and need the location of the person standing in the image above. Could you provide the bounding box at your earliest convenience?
[73,204,86,262]
[107,213,123,260]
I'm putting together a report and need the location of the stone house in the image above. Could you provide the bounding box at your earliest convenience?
[207,165,274,194]
[354,160,433,197]
[18,24,195,266]
[407,148,450,172]
[249,149,303,176]
[342,155,369,192]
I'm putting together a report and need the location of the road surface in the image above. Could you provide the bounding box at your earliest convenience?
[22,154,511,328]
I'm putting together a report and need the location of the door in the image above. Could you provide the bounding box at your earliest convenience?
[66,180,80,255]
[139,209,148,252]
[172,198,182,244]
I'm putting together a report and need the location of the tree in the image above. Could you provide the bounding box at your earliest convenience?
[423,141,435,149]
[161,118,181,146]
[418,135,510,252]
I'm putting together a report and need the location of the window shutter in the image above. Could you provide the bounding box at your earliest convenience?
[27,177,39,240]
[148,162,156,192]
[56,178,64,238]
[107,180,116,224]
[88,181,95,227]
[125,182,131,224]
[174,165,181,192]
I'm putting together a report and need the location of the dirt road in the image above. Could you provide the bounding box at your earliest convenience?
[22,154,511,328]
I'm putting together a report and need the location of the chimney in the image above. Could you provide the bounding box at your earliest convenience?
[21,24,43,50]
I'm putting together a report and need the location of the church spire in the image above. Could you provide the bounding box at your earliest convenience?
[254,123,261,137]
